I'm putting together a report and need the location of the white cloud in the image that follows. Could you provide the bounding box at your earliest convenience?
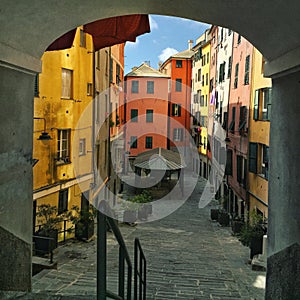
[149,16,158,30]
[126,37,140,48]
[158,47,178,62]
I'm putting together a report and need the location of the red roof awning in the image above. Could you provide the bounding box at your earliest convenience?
[46,14,150,51]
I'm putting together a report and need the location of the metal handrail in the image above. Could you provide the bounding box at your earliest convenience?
[32,235,55,263]
[97,204,132,300]
[134,238,147,300]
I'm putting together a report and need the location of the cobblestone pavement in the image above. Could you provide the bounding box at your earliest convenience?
[2,177,266,299]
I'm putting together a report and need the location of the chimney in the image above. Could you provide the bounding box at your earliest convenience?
[188,39,193,50]
[131,66,138,71]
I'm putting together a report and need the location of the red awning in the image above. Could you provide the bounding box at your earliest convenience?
[46,14,150,51]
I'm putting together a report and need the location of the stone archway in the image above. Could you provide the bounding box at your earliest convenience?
[0,1,300,298]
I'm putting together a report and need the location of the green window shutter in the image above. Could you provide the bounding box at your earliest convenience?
[254,89,260,120]
[249,142,258,173]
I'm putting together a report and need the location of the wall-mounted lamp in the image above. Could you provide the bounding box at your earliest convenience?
[34,117,52,140]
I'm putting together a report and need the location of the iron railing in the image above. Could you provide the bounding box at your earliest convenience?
[134,238,147,300]
[97,205,147,300]
[97,210,133,300]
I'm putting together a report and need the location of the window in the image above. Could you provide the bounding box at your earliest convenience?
[79,138,86,156]
[200,95,205,106]
[130,136,137,149]
[109,58,113,83]
[206,73,208,86]
[147,81,154,94]
[202,75,204,86]
[237,34,241,45]
[131,80,139,93]
[244,55,250,85]
[261,145,269,179]
[130,109,138,122]
[222,111,228,130]
[116,64,121,84]
[80,29,86,47]
[234,63,239,89]
[238,106,247,133]
[87,83,93,96]
[172,104,181,116]
[173,128,183,141]
[95,51,100,69]
[229,107,236,132]
[58,189,68,215]
[206,53,209,64]
[34,74,39,97]
[209,79,214,92]
[176,60,182,68]
[57,129,71,162]
[61,68,73,99]
[198,69,201,82]
[227,56,232,78]
[262,88,272,120]
[237,155,246,186]
[145,136,153,149]
[254,88,272,121]
[146,109,153,122]
[203,137,206,149]
[225,149,233,175]
[249,142,258,173]
[175,79,182,92]
[219,62,226,83]
[205,95,208,106]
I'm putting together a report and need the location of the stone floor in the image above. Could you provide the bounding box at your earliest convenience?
[1,177,266,299]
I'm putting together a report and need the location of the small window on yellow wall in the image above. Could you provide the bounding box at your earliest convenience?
[61,68,73,99]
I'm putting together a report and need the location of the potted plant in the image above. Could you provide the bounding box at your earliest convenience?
[122,200,138,224]
[238,211,267,259]
[231,216,245,235]
[68,205,96,241]
[131,190,153,221]
[34,204,63,255]
[218,209,230,226]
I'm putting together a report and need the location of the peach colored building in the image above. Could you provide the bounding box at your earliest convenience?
[124,63,170,168]
[226,33,253,219]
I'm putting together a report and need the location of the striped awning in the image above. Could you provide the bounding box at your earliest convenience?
[134,148,185,171]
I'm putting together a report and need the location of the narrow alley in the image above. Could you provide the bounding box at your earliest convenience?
[3,177,265,299]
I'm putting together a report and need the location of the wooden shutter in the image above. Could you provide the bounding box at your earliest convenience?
[249,142,258,173]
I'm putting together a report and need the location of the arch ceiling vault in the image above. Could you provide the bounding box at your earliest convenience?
[0,0,300,77]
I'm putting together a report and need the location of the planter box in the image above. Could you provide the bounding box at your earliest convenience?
[75,221,94,241]
[250,235,263,259]
[210,209,219,221]
[123,210,137,223]
[137,204,152,220]
[218,211,230,227]
[232,220,244,234]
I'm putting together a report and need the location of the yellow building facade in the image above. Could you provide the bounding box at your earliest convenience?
[248,48,272,218]
[33,27,125,241]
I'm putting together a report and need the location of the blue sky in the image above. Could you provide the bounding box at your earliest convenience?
[124,15,210,74]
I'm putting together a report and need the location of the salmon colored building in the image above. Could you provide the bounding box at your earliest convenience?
[226,33,253,220]
[159,43,194,153]
[124,63,170,169]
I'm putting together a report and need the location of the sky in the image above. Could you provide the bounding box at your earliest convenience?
[124,15,211,75]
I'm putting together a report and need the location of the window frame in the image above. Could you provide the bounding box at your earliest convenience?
[57,129,71,163]
[79,138,86,156]
[145,136,153,149]
[173,128,183,141]
[131,80,139,93]
[175,60,183,68]
[61,68,73,99]
[130,136,138,149]
[175,78,182,92]
[130,109,138,122]
[147,80,154,94]
[172,104,182,117]
[146,109,153,122]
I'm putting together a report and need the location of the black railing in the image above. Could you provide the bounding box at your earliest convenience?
[97,201,147,300]
[32,235,55,264]
[134,238,147,300]
[97,209,133,300]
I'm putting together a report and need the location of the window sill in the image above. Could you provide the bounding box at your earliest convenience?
[56,160,71,166]
[257,173,269,181]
